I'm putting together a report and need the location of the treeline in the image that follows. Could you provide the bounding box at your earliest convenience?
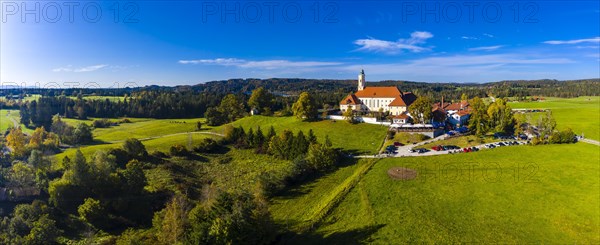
[224,125,338,175]
[18,91,224,126]
[468,97,516,136]
[8,79,600,126]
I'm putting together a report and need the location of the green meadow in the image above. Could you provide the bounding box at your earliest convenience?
[218,116,388,154]
[510,96,599,140]
[92,118,207,143]
[273,143,600,244]
[54,132,216,165]
[0,109,33,134]
[144,149,292,197]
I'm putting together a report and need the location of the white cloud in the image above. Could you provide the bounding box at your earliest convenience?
[238,60,342,69]
[341,54,574,82]
[178,58,245,66]
[52,64,108,72]
[483,33,494,38]
[353,31,433,54]
[52,65,73,72]
[461,36,478,40]
[180,53,576,83]
[543,37,600,45]
[468,45,504,51]
[179,58,342,69]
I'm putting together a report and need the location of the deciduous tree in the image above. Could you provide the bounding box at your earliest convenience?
[408,96,433,124]
[292,92,318,121]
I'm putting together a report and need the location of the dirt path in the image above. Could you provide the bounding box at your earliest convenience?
[7,113,19,129]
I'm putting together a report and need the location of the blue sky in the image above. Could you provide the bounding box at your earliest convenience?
[1,0,599,87]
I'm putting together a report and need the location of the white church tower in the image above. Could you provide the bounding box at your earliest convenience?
[358,69,365,91]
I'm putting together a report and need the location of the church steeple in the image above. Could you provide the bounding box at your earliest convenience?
[358,69,365,91]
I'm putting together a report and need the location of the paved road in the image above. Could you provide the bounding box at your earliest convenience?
[356,134,450,158]
[356,134,527,158]
[580,138,600,146]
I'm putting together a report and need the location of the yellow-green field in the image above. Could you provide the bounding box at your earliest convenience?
[272,143,600,244]
[54,132,216,164]
[52,117,213,164]
[0,109,33,134]
[217,116,388,154]
[510,96,599,140]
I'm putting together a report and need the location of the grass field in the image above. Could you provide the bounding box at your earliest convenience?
[54,131,216,166]
[92,118,207,142]
[0,109,34,134]
[276,143,599,243]
[217,116,388,154]
[510,96,599,140]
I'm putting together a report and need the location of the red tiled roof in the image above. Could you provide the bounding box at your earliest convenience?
[456,110,471,116]
[434,100,470,111]
[434,102,451,109]
[389,96,407,106]
[340,94,361,105]
[393,112,410,119]
[354,86,402,98]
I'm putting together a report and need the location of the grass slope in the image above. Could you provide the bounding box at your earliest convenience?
[54,133,215,165]
[217,116,387,154]
[93,118,207,142]
[308,143,599,243]
[145,149,293,200]
[0,109,34,133]
[510,96,599,140]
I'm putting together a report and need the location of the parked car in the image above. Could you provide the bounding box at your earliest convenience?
[393,142,404,146]
[431,145,443,151]
[417,148,429,154]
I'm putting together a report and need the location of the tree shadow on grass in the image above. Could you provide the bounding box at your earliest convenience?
[273,157,359,200]
[277,224,386,245]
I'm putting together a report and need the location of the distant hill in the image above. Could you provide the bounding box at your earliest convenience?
[1,78,599,100]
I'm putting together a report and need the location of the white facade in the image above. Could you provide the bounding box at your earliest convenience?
[339,70,415,116]
[358,69,365,91]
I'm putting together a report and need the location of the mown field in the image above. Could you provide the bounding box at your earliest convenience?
[60,117,208,142]
[273,143,599,244]
[510,96,599,140]
[217,116,388,154]
[54,131,216,165]
[32,116,212,164]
